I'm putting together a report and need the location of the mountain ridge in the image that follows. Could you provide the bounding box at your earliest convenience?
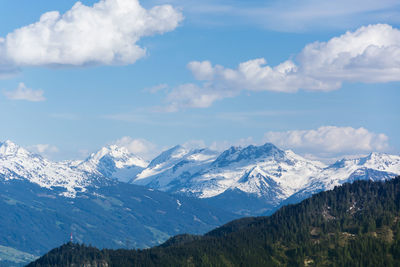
[27,176,400,266]
[132,142,400,215]
[1,140,399,214]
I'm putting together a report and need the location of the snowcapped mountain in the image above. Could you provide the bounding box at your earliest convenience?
[0,139,398,264]
[75,145,148,183]
[1,139,399,214]
[0,140,99,197]
[133,143,324,203]
[0,141,148,197]
[132,143,400,215]
[134,145,219,190]
[0,140,236,264]
[285,152,400,204]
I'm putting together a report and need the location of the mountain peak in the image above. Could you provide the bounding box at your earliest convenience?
[89,145,130,162]
[366,152,387,159]
[74,144,148,183]
[87,145,147,166]
[0,140,30,157]
[213,143,284,167]
[147,145,188,168]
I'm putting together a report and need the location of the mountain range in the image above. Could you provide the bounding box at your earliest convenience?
[0,140,399,265]
[1,139,399,214]
[0,141,236,266]
[131,142,400,215]
[28,176,400,266]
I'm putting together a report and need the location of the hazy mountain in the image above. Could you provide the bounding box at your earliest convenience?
[1,139,399,265]
[28,177,400,266]
[0,141,236,266]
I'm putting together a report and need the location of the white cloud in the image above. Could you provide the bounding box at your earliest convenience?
[28,144,59,158]
[164,83,236,111]
[263,126,389,157]
[298,24,400,83]
[187,61,215,80]
[164,24,400,110]
[188,58,331,93]
[3,82,46,102]
[0,0,182,71]
[113,136,159,160]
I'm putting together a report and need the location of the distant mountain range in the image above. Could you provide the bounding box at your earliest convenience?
[0,141,235,266]
[131,143,400,215]
[28,177,400,266]
[0,140,399,265]
[1,139,399,215]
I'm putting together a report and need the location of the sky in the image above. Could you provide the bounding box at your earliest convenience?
[0,0,399,162]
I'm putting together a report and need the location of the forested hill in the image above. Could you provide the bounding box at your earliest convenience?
[28,177,400,266]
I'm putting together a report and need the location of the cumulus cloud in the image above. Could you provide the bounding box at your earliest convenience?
[298,24,400,83]
[3,82,46,102]
[263,126,389,157]
[113,136,159,160]
[0,0,182,71]
[164,83,237,111]
[28,144,59,158]
[164,24,400,110]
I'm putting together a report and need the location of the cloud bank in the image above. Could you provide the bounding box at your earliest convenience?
[263,126,389,157]
[3,83,46,102]
[0,0,182,71]
[28,144,60,159]
[164,24,400,110]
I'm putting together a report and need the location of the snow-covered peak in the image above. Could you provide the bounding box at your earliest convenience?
[213,143,285,167]
[76,145,148,182]
[285,150,327,168]
[329,152,399,169]
[362,152,400,169]
[0,141,103,197]
[186,148,218,161]
[132,141,400,206]
[328,152,400,174]
[0,140,30,157]
[133,143,326,200]
[137,146,209,176]
[1,139,398,206]
[134,146,219,186]
[84,145,148,169]
[147,145,188,168]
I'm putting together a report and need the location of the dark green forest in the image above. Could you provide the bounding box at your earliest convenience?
[28,177,400,266]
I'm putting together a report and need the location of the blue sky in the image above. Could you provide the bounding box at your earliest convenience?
[0,0,399,162]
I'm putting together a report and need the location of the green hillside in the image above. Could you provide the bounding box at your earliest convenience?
[28,177,400,266]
